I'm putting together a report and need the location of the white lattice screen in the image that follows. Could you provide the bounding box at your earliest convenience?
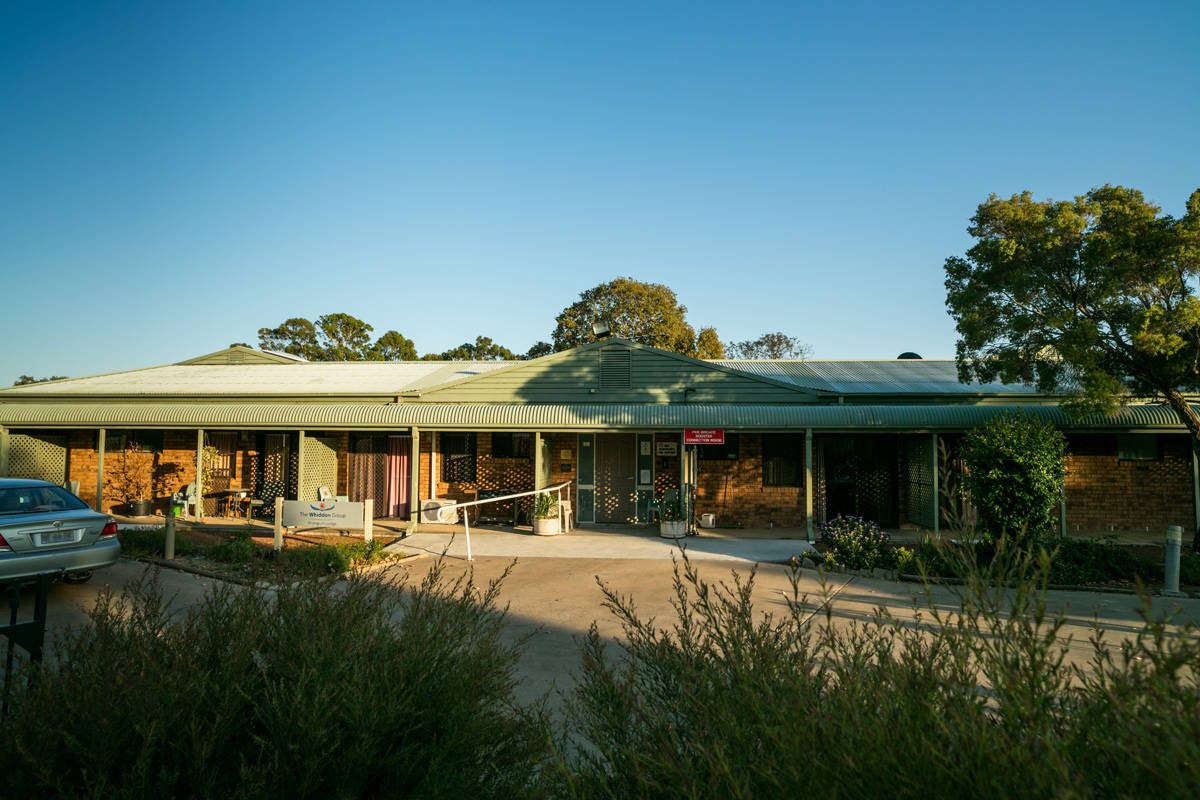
[300,435,339,501]
[8,434,67,484]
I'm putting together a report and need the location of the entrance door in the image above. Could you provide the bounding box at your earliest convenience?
[594,434,637,523]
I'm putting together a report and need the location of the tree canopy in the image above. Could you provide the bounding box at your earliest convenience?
[257,314,418,361]
[695,327,725,359]
[13,375,68,386]
[425,336,518,361]
[945,186,1200,438]
[552,277,700,354]
[726,332,810,359]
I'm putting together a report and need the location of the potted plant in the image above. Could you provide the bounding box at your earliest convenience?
[533,492,562,536]
[659,494,687,539]
[107,442,152,516]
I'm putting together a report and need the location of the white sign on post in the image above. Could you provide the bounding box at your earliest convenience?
[282,500,366,529]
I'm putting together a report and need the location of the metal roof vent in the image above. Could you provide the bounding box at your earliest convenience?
[897,352,922,359]
[599,346,631,390]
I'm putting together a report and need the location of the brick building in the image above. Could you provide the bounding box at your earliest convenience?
[1,339,1196,538]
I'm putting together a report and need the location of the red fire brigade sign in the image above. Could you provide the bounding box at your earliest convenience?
[683,429,725,445]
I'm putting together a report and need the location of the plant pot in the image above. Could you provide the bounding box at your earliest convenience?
[128,499,152,517]
[659,520,687,539]
[533,516,562,536]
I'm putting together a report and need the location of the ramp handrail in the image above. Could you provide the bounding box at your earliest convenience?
[425,481,573,561]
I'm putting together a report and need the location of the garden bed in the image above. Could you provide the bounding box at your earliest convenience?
[118,526,408,584]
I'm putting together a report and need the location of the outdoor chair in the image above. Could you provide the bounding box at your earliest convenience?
[182,483,200,518]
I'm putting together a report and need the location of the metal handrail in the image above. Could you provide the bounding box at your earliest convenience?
[427,481,573,561]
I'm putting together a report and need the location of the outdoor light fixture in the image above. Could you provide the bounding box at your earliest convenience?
[592,322,611,338]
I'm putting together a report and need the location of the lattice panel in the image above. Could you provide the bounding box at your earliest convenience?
[855,451,895,525]
[8,434,67,484]
[300,435,339,502]
[255,434,291,516]
[904,435,936,529]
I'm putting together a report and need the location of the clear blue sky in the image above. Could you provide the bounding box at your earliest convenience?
[2,0,1197,383]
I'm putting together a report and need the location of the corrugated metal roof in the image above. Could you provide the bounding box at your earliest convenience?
[716,360,1042,395]
[0,401,1187,431]
[0,362,510,396]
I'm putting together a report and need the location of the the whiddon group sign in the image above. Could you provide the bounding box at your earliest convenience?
[281,499,368,529]
[272,497,375,549]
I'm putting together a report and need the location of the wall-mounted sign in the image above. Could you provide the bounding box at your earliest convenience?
[684,429,725,445]
[640,440,652,456]
[655,441,678,457]
[282,500,366,529]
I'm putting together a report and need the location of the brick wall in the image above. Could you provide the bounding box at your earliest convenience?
[695,433,806,528]
[1065,433,1194,535]
[67,430,200,514]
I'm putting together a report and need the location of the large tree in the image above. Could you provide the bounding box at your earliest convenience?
[945,186,1200,539]
[552,277,698,354]
[370,330,418,361]
[726,332,810,359]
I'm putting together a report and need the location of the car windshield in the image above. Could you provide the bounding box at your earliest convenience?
[0,486,90,515]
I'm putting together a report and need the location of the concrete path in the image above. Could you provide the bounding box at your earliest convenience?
[385,527,816,564]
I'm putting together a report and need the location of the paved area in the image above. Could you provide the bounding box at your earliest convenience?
[385,527,816,563]
[8,554,1197,714]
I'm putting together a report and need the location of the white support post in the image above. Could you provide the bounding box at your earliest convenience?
[931,433,940,536]
[273,497,284,551]
[534,431,543,491]
[296,430,306,500]
[463,507,473,562]
[1192,447,1199,539]
[805,428,814,542]
[95,428,106,512]
[408,426,420,536]
[363,498,374,543]
[195,429,205,521]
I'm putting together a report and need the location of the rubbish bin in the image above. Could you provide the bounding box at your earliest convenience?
[170,493,184,518]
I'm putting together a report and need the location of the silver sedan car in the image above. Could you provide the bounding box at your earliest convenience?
[0,478,121,585]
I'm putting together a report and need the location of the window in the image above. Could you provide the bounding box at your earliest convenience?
[104,430,163,453]
[1117,434,1159,461]
[698,433,740,461]
[441,433,477,482]
[208,433,238,479]
[491,432,532,459]
[762,434,802,487]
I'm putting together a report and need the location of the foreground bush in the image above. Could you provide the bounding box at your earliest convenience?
[560,554,1200,798]
[0,564,551,799]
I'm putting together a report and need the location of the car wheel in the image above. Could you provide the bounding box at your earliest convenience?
[61,570,94,584]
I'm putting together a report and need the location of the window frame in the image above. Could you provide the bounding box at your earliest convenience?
[762,433,802,487]
[491,432,532,459]
[441,433,478,482]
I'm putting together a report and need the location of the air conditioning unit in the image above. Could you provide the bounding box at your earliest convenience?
[420,499,460,524]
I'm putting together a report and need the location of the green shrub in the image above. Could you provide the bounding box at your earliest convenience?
[819,515,890,570]
[1182,552,1200,586]
[118,526,198,558]
[208,530,260,563]
[560,555,1200,798]
[0,564,551,798]
[960,412,1066,542]
[1048,538,1160,585]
